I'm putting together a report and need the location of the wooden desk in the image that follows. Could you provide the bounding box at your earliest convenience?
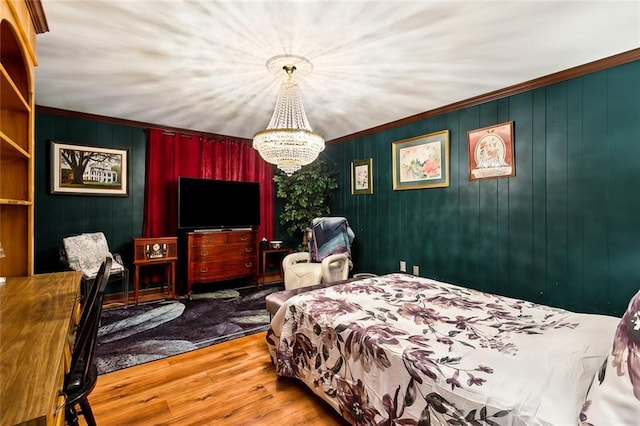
[259,247,292,285]
[0,271,82,426]
[132,237,178,304]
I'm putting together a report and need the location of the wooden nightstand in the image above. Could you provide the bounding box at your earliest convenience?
[132,237,178,304]
[259,247,292,285]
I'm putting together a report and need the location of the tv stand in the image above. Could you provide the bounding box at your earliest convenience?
[181,229,258,297]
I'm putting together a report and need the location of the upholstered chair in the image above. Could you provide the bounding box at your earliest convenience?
[282,252,350,290]
[61,232,129,304]
[282,217,354,290]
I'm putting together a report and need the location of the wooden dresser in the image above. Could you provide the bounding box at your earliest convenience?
[0,271,82,426]
[183,230,258,296]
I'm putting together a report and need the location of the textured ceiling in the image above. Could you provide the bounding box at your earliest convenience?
[35,1,640,141]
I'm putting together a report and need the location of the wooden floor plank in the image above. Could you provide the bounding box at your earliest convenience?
[84,331,348,425]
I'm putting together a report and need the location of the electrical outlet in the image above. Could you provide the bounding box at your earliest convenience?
[399,260,407,272]
[413,265,419,276]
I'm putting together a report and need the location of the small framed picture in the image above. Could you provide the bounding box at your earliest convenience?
[351,158,373,195]
[467,121,515,181]
[392,130,450,190]
[50,141,129,196]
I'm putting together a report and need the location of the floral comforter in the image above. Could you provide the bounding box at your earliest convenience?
[266,273,619,426]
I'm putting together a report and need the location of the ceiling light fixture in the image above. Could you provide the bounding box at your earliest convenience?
[253,55,325,176]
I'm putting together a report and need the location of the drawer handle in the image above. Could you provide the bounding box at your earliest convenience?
[245,262,253,268]
[245,247,253,253]
[54,393,67,414]
[199,267,208,273]
[200,251,209,256]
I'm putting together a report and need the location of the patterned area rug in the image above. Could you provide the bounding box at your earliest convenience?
[95,282,284,375]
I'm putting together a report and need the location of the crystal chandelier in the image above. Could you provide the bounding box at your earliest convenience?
[253,55,325,176]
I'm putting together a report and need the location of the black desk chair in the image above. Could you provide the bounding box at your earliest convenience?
[64,257,112,426]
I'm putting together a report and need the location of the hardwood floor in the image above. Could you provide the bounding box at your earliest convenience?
[85,331,349,425]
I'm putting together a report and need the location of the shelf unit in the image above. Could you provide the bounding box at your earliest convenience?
[1,0,47,278]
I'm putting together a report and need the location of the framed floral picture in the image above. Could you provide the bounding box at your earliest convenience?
[467,121,515,181]
[351,158,373,195]
[50,141,129,196]
[392,130,450,190]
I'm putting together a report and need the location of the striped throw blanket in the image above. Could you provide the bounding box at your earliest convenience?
[308,217,355,262]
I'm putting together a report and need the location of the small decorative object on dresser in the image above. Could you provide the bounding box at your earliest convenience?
[270,240,282,249]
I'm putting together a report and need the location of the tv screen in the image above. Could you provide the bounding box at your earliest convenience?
[178,177,260,231]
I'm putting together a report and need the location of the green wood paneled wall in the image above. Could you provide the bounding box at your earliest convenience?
[33,61,639,315]
[34,114,146,292]
[327,61,640,316]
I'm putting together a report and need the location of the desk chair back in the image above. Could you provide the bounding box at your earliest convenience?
[64,257,112,426]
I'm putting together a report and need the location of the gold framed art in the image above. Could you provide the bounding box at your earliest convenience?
[392,130,450,190]
[351,158,373,195]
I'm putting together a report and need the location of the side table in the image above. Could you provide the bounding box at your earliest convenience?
[259,247,292,285]
[132,237,178,304]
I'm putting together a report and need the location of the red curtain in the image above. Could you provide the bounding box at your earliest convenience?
[142,128,274,241]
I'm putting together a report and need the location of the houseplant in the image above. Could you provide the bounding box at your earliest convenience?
[273,159,338,250]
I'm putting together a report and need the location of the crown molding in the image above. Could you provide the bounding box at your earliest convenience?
[26,0,48,34]
[328,48,640,145]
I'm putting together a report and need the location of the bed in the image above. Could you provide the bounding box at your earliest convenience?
[266,273,640,425]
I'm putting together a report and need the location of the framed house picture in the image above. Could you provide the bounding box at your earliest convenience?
[392,130,450,190]
[351,158,373,195]
[50,141,129,196]
[467,121,515,181]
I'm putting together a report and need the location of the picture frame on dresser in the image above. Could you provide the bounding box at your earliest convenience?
[50,141,129,196]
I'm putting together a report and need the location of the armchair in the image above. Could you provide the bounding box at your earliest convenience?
[283,252,350,290]
[60,232,129,305]
[282,217,354,290]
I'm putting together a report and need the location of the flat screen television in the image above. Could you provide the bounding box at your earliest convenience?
[177,177,260,231]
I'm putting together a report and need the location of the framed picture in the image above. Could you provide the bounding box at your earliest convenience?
[392,130,450,190]
[351,158,373,195]
[467,121,515,181]
[50,141,129,196]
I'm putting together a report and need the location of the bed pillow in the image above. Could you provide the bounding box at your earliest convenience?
[580,289,640,425]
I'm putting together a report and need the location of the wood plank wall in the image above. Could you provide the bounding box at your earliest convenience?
[34,116,146,280]
[326,60,640,316]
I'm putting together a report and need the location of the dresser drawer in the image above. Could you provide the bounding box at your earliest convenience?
[190,243,255,261]
[227,231,255,244]
[190,259,255,282]
[189,230,256,247]
[189,232,227,247]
